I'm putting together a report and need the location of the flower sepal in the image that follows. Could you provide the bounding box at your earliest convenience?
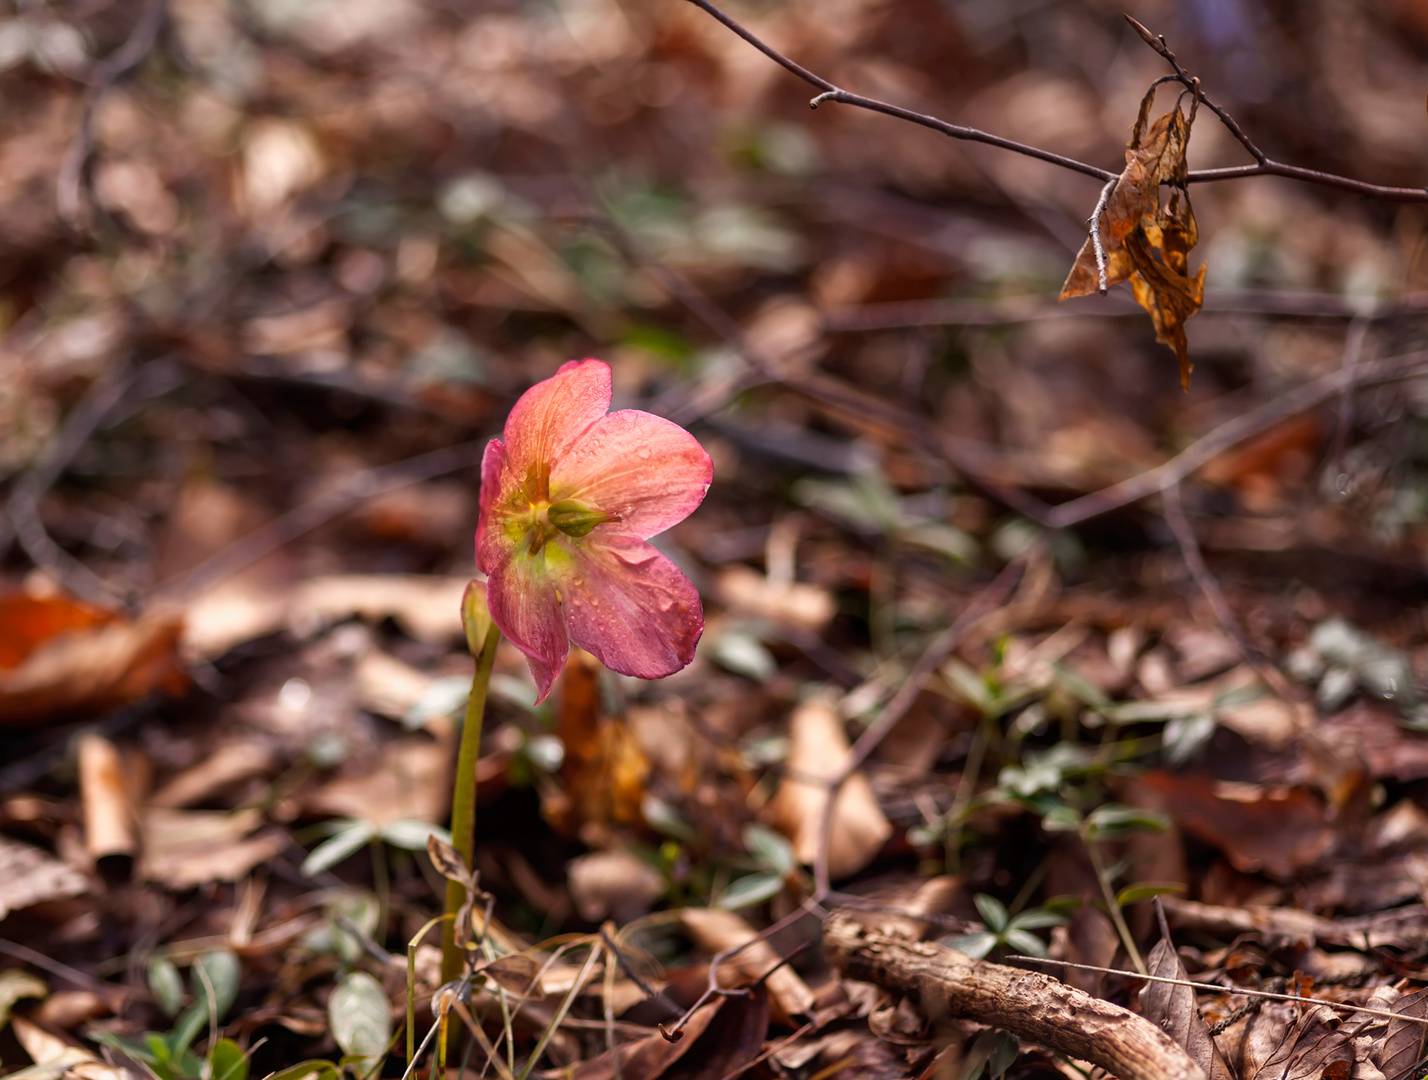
[547,499,619,538]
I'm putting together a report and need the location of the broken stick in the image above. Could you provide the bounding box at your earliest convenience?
[824,913,1206,1080]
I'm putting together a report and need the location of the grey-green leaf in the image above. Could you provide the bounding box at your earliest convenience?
[328,971,391,1068]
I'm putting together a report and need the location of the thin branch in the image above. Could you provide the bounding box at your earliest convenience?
[686,0,1428,203]
[57,0,169,231]
[1160,483,1295,701]
[3,360,186,608]
[146,438,488,604]
[1124,15,1428,201]
[1327,314,1373,483]
[1088,176,1119,295]
[683,0,1115,184]
[1010,955,1428,1027]
[1045,349,1428,529]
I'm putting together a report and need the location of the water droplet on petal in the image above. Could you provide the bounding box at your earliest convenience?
[636,446,652,459]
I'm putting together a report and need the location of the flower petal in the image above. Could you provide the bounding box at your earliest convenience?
[475,438,507,576]
[555,533,703,680]
[484,542,568,703]
[551,410,712,538]
[502,359,610,477]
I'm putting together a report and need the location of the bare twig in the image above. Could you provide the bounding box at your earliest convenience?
[1010,955,1428,1027]
[1124,15,1428,201]
[146,439,488,604]
[1088,177,1119,295]
[1045,349,1428,529]
[687,0,1428,203]
[821,290,1428,332]
[57,0,169,231]
[684,0,1114,183]
[826,916,1207,1080]
[1327,315,1373,485]
[1160,483,1294,701]
[3,360,186,607]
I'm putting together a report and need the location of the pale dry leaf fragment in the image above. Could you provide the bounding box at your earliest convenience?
[716,565,835,630]
[0,835,88,919]
[78,734,141,867]
[0,969,48,1027]
[9,1016,102,1080]
[679,907,815,1024]
[353,649,433,720]
[303,736,451,827]
[139,807,285,888]
[766,697,891,880]
[566,849,666,923]
[149,740,277,808]
[293,575,469,643]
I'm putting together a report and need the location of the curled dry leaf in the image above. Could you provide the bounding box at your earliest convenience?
[1060,87,1206,390]
[766,697,891,881]
[0,593,187,726]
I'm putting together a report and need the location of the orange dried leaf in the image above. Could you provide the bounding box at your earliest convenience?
[1060,95,1207,390]
[0,593,187,726]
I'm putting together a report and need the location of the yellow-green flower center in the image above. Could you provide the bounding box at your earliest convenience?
[505,463,620,555]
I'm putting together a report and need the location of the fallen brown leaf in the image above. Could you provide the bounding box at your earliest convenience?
[0,835,88,919]
[0,593,187,726]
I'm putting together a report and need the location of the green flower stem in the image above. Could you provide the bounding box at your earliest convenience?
[1083,830,1146,975]
[442,619,502,985]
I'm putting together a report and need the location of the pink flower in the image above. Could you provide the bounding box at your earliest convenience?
[476,359,712,703]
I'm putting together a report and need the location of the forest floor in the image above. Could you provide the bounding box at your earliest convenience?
[5,2,1428,1080]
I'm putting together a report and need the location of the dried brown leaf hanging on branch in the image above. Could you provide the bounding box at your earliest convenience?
[1061,85,1207,390]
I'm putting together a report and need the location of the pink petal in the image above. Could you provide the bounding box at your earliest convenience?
[501,359,610,478]
[475,438,507,576]
[484,542,568,704]
[555,533,703,681]
[550,410,712,538]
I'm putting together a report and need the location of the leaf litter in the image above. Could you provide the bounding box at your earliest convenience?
[5,3,1428,1080]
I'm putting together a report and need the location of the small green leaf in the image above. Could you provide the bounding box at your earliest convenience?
[378,820,449,852]
[148,956,184,1018]
[989,1030,1020,1079]
[328,972,391,1072]
[742,823,794,875]
[1084,805,1169,840]
[301,822,376,876]
[972,894,1009,932]
[1039,804,1082,832]
[192,951,240,1021]
[89,1029,160,1066]
[206,1038,249,1080]
[944,932,997,959]
[1115,882,1186,907]
[1007,909,1067,932]
[1003,929,1050,958]
[717,872,786,911]
[709,631,778,681]
[258,1060,343,1080]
